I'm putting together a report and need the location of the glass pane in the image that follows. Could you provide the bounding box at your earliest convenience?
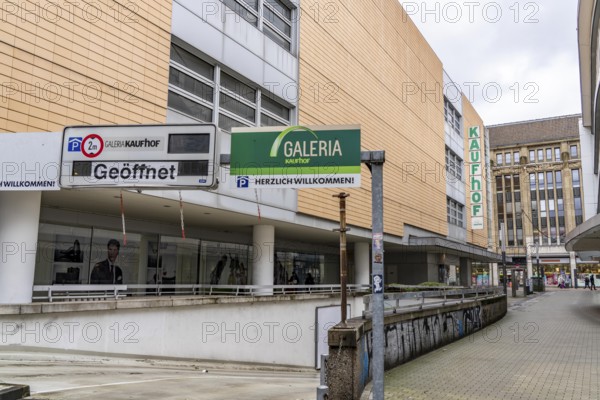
[261,94,290,121]
[169,68,213,102]
[265,0,291,19]
[218,113,250,132]
[168,91,213,122]
[241,0,258,10]
[91,229,141,285]
[221,72,256,103]
[264,25,291,50]
[35,224,93,285]
[263,5,291,36]
[261,113,284,127]
[156,236,200,286]
[570,145,578,158]
[222,0,258,25]
[202,241,251,284]
[220,93,256,122]
[171,44,214,80]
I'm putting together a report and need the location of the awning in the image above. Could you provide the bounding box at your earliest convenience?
[408,237,503,263]
[564,213,600,259]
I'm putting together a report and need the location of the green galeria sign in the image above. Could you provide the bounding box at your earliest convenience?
[230,125,361,189]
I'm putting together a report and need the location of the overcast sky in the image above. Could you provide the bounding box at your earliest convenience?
[401,0,581,125]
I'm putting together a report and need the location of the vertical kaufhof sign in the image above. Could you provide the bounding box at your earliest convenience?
[469,126,484,230]
[60,124,218,189]
[230,125,361,189]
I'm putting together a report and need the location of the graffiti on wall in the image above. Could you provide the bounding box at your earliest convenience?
[363,303,497,372]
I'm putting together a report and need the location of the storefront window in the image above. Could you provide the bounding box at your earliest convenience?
[471,262,490,286]
[152,236,201,285]
[90,229,141,285]
[202,241,251,284]
[35,223,344,292]
[35,224,93,285]
[275,251,324,285]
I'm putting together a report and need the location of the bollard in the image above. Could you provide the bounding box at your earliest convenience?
[317,385,329,400]
[317,354,329,399]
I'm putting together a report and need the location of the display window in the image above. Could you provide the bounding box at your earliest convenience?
[35,223,340,289]
[35,224,92,285]
[202,241,251,285]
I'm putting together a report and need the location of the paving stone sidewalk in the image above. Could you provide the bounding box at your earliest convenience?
[382,289,600,399]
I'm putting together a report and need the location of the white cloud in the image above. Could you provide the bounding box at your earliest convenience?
[401,0,581,124]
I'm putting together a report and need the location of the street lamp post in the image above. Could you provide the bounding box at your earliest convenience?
[536,241,542,292]
[501,222,507,295]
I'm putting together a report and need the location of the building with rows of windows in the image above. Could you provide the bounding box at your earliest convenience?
[488,115,597,286]
[0,0,499,310]
[565,0,600,277]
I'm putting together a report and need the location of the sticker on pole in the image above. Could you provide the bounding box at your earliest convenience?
[373,274,383,294]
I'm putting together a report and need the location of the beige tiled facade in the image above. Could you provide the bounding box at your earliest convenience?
[0,0,171,133]
[297,0,489,247]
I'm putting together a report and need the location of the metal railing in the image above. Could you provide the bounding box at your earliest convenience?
[362,286,504,318]
[33,284,128,302]
[32,283,371,302]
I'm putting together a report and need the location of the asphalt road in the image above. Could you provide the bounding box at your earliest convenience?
[0,351,319,400]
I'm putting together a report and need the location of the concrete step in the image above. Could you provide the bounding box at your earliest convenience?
[0,384,30,400]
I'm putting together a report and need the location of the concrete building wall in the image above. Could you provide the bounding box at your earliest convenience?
[579,119,598,220]
[0,295,361,368]
[326,294,507,400]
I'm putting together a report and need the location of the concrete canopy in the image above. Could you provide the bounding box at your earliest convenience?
[408,237,503,263]
[565,213,600,260]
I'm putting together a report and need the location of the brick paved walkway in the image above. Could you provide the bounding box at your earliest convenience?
[382,289,600,399]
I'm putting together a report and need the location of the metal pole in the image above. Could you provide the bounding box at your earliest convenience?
[368,151,385,400]
[334,193,349,323]
[536,242,543,291]
[501,222,507,295]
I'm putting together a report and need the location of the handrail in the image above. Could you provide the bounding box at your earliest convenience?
[33,284,128,302]
[32,283,371,302]
[361,286,504,318]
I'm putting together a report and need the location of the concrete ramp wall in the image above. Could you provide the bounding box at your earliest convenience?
[326,295,507,399]
[0,294,364,368]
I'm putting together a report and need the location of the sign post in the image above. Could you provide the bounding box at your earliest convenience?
[365,150,385,400]
[60,124,219,189]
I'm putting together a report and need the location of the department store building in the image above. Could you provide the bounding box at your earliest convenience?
[0,0,500,304]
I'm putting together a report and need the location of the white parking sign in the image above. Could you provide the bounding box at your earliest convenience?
[60,124,219,189]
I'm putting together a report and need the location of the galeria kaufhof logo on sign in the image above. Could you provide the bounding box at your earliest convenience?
[73,135,165,158]
[104,138,164,150]
[230,125,361,189]
[268,126,343,165]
